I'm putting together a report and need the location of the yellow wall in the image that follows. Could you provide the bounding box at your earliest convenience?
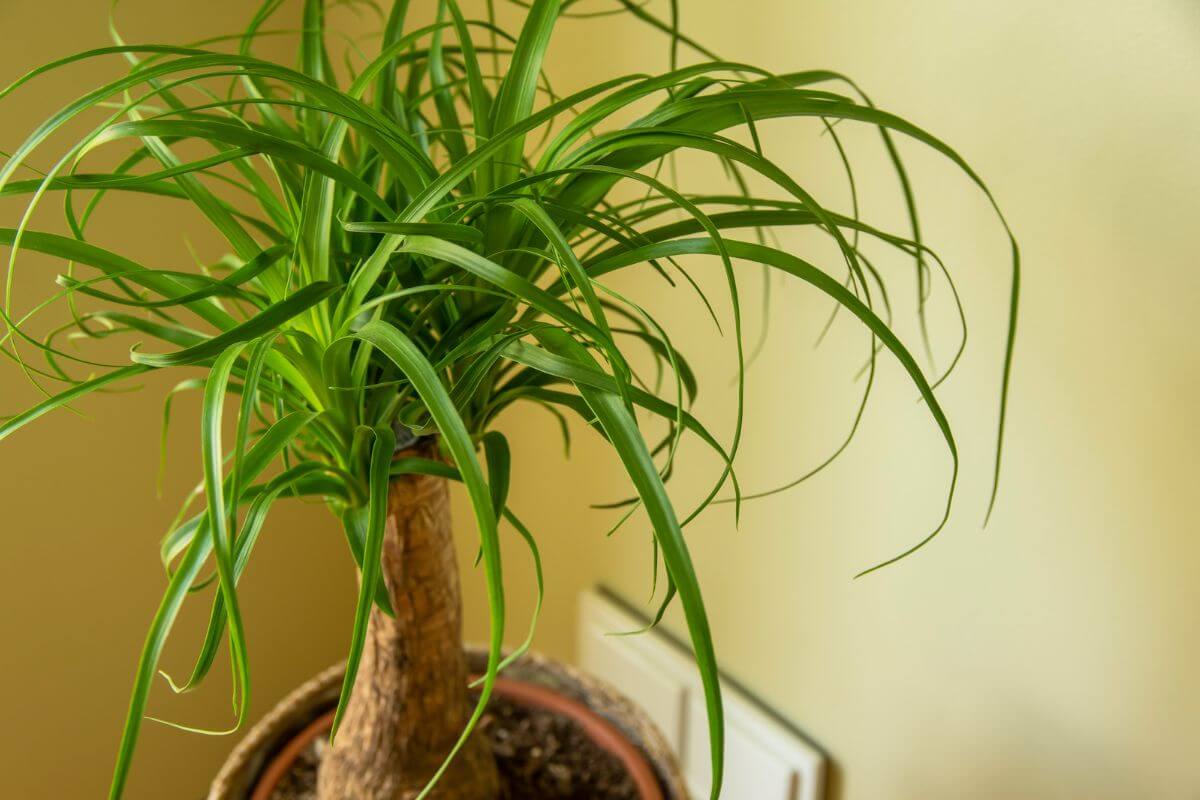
[490,2,1200,799]
[0,3,359,798]
[1,2,1197,799]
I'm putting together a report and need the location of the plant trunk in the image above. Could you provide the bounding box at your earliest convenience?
[317,439,500,800]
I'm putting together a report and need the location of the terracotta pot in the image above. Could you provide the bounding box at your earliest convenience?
[247,677,662,800]
[249,710,334,800]
[210,649,690,800]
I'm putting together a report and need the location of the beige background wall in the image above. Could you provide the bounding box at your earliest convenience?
[0,3,361,798]
[1,2,1197,799]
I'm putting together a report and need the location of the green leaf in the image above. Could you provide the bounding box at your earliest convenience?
[199,343,253,726]
[86,119,393,217]
[0,228,237,330]
[330,424,395,738]
[342,220,483,244]
[0,365,152,442]
[481,430,511,521]
[537,326,724,799]
[590,235,960,574]
[109,410,317,799]
[109,521,214,800]
[338,504,396,617]
[165,462,349,694]
[489,0,561,187]
[130,283,337,368]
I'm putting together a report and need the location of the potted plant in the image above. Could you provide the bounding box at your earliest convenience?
[0,1,1018,798]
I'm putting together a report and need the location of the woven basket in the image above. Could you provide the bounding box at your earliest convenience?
[209,648,690,799]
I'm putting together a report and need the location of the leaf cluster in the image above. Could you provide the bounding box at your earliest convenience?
[0,2,1018,797]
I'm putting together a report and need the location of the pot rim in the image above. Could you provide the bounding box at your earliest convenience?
[248,675,665,800]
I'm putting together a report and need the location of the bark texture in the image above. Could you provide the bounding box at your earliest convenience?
[317,439,500,800]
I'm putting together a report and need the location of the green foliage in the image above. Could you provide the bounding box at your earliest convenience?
[0,1,1017,798]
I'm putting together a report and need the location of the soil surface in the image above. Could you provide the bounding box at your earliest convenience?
[268,692,641,800]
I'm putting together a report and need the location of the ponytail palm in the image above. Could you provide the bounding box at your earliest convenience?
[0,1,1018,798]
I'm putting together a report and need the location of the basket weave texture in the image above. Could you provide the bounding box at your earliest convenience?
[208,648,690,800]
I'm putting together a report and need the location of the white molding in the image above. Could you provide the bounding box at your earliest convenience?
[578,589,827,800]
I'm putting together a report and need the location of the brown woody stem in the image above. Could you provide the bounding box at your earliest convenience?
[317,439,499,800]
